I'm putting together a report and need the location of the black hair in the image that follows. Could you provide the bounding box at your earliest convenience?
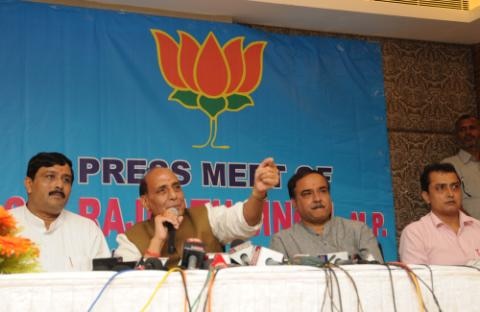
[287,167,330,199]
[455,114,477,132]
[26,152,74,183]
[420,162,459,192]
[138,166,163,196]
[139,175,147,196]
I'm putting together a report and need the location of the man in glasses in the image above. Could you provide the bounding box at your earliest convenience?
[399,162,480,265]
[442,114,480,220]
[270,167,383,263]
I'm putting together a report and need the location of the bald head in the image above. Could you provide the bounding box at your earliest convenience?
[139,167,186,216]
[139,167,176,196]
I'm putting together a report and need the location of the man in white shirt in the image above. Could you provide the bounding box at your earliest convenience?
[10,152,110,271]
[442,114,480,220]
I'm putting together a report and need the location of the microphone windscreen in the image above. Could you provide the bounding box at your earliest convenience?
[143,257,165,270]
[166,207,179,216]
[181,239,205,269]
[249,246,285,266]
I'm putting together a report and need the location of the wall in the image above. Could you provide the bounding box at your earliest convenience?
[474,44,480,109]
[383,40,477,240]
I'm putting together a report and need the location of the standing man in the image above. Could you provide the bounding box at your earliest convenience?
[10,152,110,271]
[399,163,480,265]
[269,167,383,263]
[115,157,280,267]
[442,114,480,219]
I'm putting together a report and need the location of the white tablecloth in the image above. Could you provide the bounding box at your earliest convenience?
[1,265,479,311]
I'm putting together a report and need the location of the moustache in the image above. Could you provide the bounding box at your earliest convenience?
[311,204,325,210]
[49,190,65,198]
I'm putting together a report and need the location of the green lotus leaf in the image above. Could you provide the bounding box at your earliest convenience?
[226,94,254,111]
[199,95,226,118]
[170,90,199,109]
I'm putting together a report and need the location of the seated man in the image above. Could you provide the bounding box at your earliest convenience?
[10,152,110,271]
[115,157,279,267]
[399,162,480,265]
[269,167,383,263]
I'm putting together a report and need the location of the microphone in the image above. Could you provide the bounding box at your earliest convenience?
[249,246,285,266]
[209,253,230,269]
[292,251,352,267]
[355,253,380,264]
[292,254,328,267]
[181,238,206,269]
[163,207,178,254]
[228,240,255,265]
[324,251,352,265]
[136,257,165,270]
[202,253,232,269]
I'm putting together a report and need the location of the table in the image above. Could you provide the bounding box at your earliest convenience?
[1,265,479,311]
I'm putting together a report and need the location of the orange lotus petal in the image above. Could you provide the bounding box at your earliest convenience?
[224,37,245,94]
[238,42,267,93]
[195,33,229,97]
[179,32,201,92]
[151,30,186,89]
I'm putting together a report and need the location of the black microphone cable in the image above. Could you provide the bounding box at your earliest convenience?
[385,263,440,312]
[177,268,193,312]
[330,264,364,312]
[387,262,426,312]
[188,265,222,312]
[406,264,442,312]
[327,265,343,312]
[321,265,343,312]
[191,268,214,311]
[411,265,442,312]
[419,264,435,297]
[454,264,480,272]
[384,263,398,312]
[386,262,443,312]
[320,268,330,312]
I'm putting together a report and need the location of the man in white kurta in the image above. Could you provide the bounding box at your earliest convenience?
[10,152,109,271]
[10,205,109,271]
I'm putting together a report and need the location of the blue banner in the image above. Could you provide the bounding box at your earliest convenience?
[0,1,397,260]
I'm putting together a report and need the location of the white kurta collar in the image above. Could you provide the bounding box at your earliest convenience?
[24,205,66,233]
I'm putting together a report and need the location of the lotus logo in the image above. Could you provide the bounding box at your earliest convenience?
[151,30,267,149]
